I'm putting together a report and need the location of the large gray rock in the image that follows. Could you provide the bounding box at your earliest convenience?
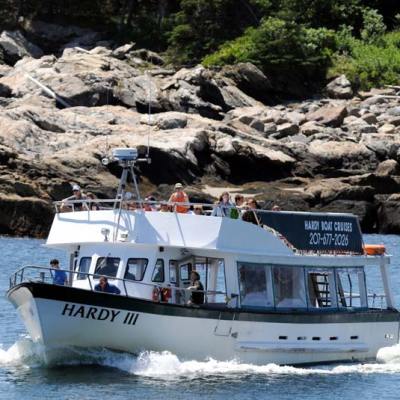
[306,105,347,127]
[220,62,273,104]
[326,75,353,99]
[0,31,43,65]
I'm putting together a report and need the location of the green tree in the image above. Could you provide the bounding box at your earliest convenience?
[361,8,386,44]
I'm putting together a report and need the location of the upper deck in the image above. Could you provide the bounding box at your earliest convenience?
[47,199,387,267]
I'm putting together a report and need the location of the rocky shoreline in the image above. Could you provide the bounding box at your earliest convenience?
[1,21,400,237]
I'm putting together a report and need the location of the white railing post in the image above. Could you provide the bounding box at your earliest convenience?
[380,256,395,309]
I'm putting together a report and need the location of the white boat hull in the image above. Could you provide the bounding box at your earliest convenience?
[8,283,400,365]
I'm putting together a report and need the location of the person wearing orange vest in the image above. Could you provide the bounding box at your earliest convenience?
[168,183,189,213]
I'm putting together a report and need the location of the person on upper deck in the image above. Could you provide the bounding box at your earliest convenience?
[61,184,88,212]
[212,192,234,217]
[230,194,245,219]
[193,205,204,215]
[187,270,204,305]
[169,183,189,213]
[94,276,121,294]
[242,198,260,225]
[86,192,100,210]
[50,259,67,286]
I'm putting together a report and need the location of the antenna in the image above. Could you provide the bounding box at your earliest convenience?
[146,71,151,160]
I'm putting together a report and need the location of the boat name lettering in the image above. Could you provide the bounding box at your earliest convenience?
[304,220,353,233]
[61,303,139,325]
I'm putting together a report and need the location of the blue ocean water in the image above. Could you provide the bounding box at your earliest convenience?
[1,235,400,400]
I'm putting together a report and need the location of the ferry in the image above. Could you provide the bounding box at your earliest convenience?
[7,148,400,365]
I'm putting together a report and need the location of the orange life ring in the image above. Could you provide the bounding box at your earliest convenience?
[152,286,160,302]
[364,244,386,255]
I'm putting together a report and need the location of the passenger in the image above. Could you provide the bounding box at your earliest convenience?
[193,205,204,215]
[61,184,88,212]
[272,204,281,211]
[230,194,245,219]
[86,192,100,210]
[94,276,121,294]
[212,191,234,217]
[144,195,157,211]
[242,198,260,225]
[168,183,189,213]
[159,201,170,212]
[50,259,67,286]
[187,270,204,305]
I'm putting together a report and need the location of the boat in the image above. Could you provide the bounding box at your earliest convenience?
[7,148,400,365]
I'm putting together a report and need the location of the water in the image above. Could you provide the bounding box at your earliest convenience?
[1,235,400,400]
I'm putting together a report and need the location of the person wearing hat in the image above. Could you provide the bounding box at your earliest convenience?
[168,183,189,213]
[61,184,88,212]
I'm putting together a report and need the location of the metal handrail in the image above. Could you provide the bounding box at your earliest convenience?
[9,265,229,304]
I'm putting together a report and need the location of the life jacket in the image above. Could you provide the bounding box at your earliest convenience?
[170,191,189,213]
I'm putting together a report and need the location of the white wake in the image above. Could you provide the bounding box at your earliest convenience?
[1,339,400,378]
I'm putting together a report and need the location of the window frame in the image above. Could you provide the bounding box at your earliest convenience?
[237,262,274,310]
[335,267,367,309]
[272,265,307,309]
[94,257,121,278]
[305,267,337,309]
[169,260,178,284]
[76,256,92,280]
[152,259,165,283]
[124,258,149,282]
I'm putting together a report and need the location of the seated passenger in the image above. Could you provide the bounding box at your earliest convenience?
[272,204,281,211]
[94,276,121,294]
[168,183,189,213]
[159,201,170,212]
[86,192,100,210]
[144,195,157,211]
[61,184,88,212]
[50,259,67,286]
[242,198,260,225]
[187,270,204,305]
[212,192,234,217]
[193,205,204,215]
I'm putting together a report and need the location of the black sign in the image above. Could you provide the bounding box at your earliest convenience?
[259,211,363,254]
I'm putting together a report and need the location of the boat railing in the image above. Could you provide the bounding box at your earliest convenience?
[9,265,231,307]
[53,198,254,215]
[10,266,388,310]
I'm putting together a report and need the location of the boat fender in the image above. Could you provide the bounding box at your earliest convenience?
[364,244,386,255]
[161,287,172,302]
[152,286,160,302]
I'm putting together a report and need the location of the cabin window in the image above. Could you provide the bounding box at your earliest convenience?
[152,259,165,283]
[125,258,148,281]
[95,257,120,278]
[180,263,191,282]
[76,257,91,280]
[336,267,367,308]
[169,260,178,284]
[273,266,307,308]
[306,269,336,308]
[237,262,273,308]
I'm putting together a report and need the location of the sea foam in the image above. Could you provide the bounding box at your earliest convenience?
[2,339,400,378]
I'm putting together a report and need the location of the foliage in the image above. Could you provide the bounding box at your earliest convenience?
[1,0,400,92]
[203,18,336,80]
[361,8,386,44]
[330,30,400,89]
